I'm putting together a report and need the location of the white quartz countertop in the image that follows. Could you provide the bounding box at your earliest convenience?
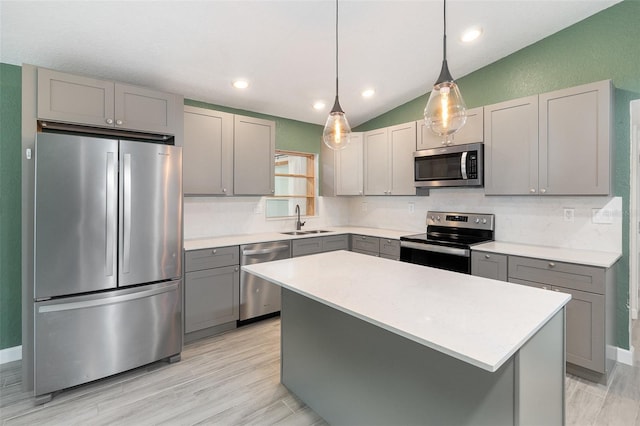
[473,241,621,268]
[243,250,570,372]
[184,227,410,251]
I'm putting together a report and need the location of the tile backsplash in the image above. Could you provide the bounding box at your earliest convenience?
[184,189,622,254]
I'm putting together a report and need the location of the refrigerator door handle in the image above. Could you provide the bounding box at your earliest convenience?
[106,152,116,277]
[37,282,179,313]
[122,153,132,274]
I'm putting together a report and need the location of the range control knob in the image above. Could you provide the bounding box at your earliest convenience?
[436,216,441,221]
[475,218,480,224]
[482,218,487,224]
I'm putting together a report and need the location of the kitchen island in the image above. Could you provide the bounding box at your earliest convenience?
[243,251,571,425]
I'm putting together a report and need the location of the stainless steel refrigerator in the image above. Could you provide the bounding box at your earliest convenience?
[33,132,183,402]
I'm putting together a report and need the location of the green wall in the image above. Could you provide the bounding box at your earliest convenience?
[0,63,22,350]
[356,0,640,349]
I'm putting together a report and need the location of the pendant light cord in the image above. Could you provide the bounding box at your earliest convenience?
[442,0,447,62]
[335,0,339,97]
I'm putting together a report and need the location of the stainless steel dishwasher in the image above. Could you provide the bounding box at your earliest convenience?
[240,241,291,322]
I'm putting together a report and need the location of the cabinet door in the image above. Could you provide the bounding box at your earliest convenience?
[292,238,323,257]
[234,115,276,195]
[484,96,539,195]
[389,122,417,195]
[539,80,611,195]
[323,234,349,252]
[336,133,364,195]
[115,83,177,135]
[364,128,390,195]
[37,68,115,128]
[380,239,400,260]
[183,106,234,195]
[556,286,605,372]
[185,246,239,272]
[417,107,484,150]
[471,251,507,281]
[185,265,240,333]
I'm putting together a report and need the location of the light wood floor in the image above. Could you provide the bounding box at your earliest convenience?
[1,318,639,425]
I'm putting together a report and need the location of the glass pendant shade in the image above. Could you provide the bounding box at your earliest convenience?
[323,96,351,150]
[424,77,467,139]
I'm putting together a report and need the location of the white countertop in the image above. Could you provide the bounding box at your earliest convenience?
[243,250,570,372]
[473,241,621,268]
[184,227,411,251]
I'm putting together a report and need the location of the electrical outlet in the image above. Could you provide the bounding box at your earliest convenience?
[408,202,415,213]
[592,207,613,224]
[563,208,575,222]
[361,202,367,212]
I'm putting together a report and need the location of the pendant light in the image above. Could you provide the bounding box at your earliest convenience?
[323,0,351,150]
[424,0,467,143]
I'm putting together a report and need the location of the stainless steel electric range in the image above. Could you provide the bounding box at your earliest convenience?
[400,211,495,274]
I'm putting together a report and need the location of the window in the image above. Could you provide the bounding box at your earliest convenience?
[265,150,316,218]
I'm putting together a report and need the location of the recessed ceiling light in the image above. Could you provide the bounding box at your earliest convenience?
[461,26,483,43]
[313,101,326,111]
[232,79,249,89]
[362,89,375,98]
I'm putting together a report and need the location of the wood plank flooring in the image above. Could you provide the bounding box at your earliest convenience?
[1,318,639,425]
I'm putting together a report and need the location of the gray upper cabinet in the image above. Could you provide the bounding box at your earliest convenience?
[539,80,612,195]
[484,96,539,195]
[321,132,364,196]
[364,122,416,196]
[484,80,612,196]
[416,107,484,150]
[233,115,276,195]
[37,68,179,135]
[183,106,234,196]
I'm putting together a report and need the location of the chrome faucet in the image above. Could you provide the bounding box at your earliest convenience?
[295,204,306,230]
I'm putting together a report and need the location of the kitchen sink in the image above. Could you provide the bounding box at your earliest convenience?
[304,230,331,234]
[281,231,309,235]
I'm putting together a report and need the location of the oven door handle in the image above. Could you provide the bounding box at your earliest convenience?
[400,241,470,257]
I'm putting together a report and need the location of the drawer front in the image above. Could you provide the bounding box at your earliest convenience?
[508,255,605,294]
[323,234,349,252]
[379,239,400,259]
[351,235,380,254]
[185,246,240,272]
[292,238,324,257]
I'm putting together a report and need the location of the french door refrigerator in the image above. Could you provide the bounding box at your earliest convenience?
[33,132,183,402]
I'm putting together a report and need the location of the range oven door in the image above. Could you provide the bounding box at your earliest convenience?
[400,241,471,274]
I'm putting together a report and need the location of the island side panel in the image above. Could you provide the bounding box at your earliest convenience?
[515,308,565,426]
[280,288,516,426]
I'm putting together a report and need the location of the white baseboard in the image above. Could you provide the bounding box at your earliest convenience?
[617,345,635,366]
[0,345,22,365]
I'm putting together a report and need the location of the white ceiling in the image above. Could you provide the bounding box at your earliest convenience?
[0,0,620,127]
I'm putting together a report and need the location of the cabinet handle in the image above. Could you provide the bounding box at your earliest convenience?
[529,188,536,193]
[553,288,560,292]
[222,188,227,193]
[386,239,391,243]
[548,262,555,268]
[540,188,547,194]
[542,286,549,290]
[358,191,363,195]
[106,118,114,125]
[484,254,491,259]
[234,267,239,272]
[212,249,217,255]
[116,119,123,126]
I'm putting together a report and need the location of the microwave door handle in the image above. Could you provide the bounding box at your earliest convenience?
[460,151,468,180]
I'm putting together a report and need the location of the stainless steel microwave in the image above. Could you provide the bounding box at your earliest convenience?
[414,142,484,188]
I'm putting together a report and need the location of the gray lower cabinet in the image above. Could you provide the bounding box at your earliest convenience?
[292,234,349,257]
[471,251,508,281]
[351,234,380,256]
[37,67,180,135]
[380,238,401,260]
[234,115,275,195]
[507,255,615,382]
[183,106,234,195]
[184,246,240,338]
